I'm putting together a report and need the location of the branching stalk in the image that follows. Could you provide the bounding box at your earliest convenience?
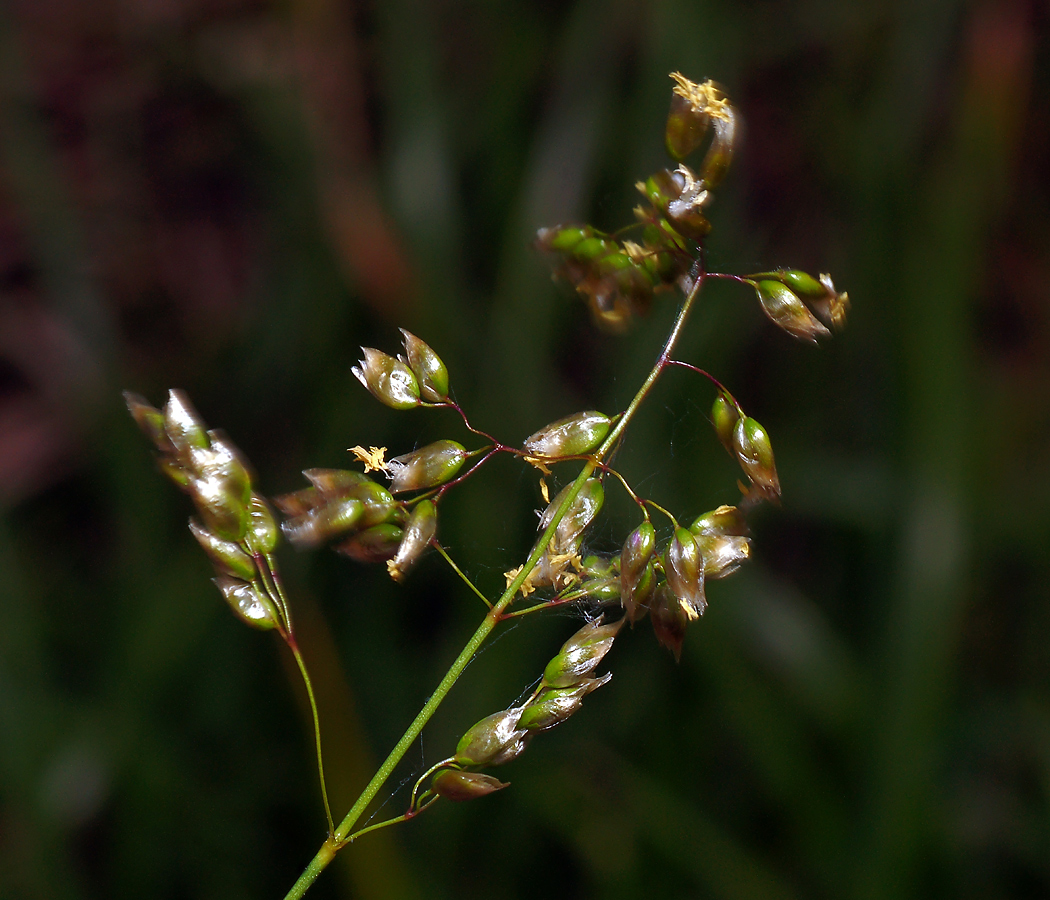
[282,268,706,900]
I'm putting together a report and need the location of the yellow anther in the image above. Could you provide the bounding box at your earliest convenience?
[349,445,389,473]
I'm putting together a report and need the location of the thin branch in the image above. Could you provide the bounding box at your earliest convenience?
[434,544,492,609]
[287,639,335,837]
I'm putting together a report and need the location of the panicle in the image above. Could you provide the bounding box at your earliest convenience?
[537,74,746,330]
[446,616,619,789]
[123,390,295,632]
[536,225,662,331]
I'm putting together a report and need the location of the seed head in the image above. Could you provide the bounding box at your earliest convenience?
[732,416,781,498]
[352,347,421,410]
[621,521,657,623]
[399,329,450,402]
[213,575,279,631]
[432,769,509,802]
[711,391,739,453]
[189,519,256,581]
[387,440,467,493]
[335,523,404,563]
[755,280,830,343]
[523,411,611,459]
[650,582,690,661]
[388,499,437,582]
[454,708,529,768]
[542,616,623,689]
[665,528,706,619]
[517,674,612,732]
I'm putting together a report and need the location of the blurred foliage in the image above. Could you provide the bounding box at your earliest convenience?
[1,0,1049,898]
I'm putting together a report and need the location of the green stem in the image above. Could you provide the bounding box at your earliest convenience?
[255,555,333,834]
[282,272,706,899]
[434,544,492,608]
[408,757,456,811]
[501,586,606,619]
[594,270,705,463]
[288,639,335,837]
[283,839,338,900]
[600,466,677,526]
[344,802,436,844]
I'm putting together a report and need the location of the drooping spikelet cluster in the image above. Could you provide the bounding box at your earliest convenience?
[537,74,847,340]
[536,74,737,330]
[124,390,286,630]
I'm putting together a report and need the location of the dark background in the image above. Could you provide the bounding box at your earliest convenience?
[2,0,1048,898]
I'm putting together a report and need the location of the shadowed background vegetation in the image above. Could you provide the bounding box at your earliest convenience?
[2,0,1048,897]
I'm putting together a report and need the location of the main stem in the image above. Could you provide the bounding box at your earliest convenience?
[282,272,705,900]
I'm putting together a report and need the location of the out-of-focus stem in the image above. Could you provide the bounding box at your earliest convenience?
[255,554,333,833]
[288,639,335,837]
